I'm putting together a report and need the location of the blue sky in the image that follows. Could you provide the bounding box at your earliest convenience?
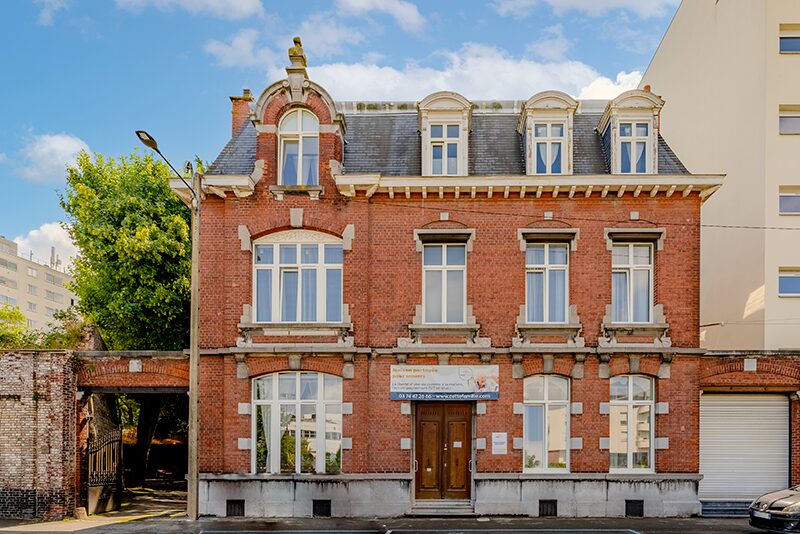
[0,0,678,264]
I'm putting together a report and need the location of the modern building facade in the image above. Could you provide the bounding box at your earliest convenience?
[0,235,76,329]
[641,0,800,351]
[170,40,740,518]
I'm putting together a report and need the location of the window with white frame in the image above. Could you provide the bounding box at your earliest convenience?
[609,375,654,471]
[780,113,800,135]
[27,284,37,295]
[779,270,800,297]
[618,122,649,174]
[780,193,800,215]
[523,375,570,472]
[279,109,319,186]
[611,243,653,323]
[533,123,565,174]
[526,243,568,323]
[252,372,343,474]
[253,239,343,323]
[423,244,466,323]
[430,124,460,176]
[27,267,37,278]
[0,295,16,306]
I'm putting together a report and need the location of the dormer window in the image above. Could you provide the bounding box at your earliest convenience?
[279,109,319,186]
[619,122,650,174]
[520,91,577,176]
[598,89,664,176]
[533,122,565,175]
[431,124,460,175]
[418,92,472,177]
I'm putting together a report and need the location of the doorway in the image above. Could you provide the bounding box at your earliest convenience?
[414,402,472,500]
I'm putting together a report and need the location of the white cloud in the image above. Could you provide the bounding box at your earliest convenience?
[116,0,264,19]
[527,24,571,61]
[260,43,609,101]
[578,70,642,99]
[14,223,78,269]
[288,13,366,59]
[204,29,276,68]
[336,0,424,32]
[0,153,7,163]
[493,0,678,18]
[18,133,89,184]
[34,0,70,25]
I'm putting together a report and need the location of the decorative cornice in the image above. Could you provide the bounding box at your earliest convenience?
[333,174,724,202]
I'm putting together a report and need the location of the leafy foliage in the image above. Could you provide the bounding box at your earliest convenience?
[0,304,38,348]
[60,151,191,350]
[0,304,85,349]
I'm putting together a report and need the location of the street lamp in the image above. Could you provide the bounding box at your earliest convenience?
[135,130,201,520]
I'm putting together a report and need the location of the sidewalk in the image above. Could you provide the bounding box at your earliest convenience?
[0,485,186,533]
[0,515,756,534]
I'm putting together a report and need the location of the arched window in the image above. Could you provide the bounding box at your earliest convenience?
[279,109,319,186]
[252,371,343,474]
[523,375,570,472]
[609,375,654,471]
[252,230,344,324]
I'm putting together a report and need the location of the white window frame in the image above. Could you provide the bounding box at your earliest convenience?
[422,243,467,324]
[27,284,37,295]
[609,375,655,473]
[525,243,569,323]
[430,123,461,176]
[27,267,37,278]
[778,271,800,297]
[617,120,651,174]
[252,238,344,324]
[532,122,566,175]
[611,243,654,323]
[251,371,343,475]
[278,109,320,186]
[779,192,800,215]
[780,113,800,135]
[523,375,570,473]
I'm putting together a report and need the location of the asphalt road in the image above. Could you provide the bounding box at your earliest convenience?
[0,516,767,534]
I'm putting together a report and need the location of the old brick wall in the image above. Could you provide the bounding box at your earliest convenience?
[0,351,76,520]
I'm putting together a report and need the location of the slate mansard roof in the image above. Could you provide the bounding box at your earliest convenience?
[206,104,689,177]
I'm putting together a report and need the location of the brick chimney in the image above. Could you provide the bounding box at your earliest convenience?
[230,88,254,135]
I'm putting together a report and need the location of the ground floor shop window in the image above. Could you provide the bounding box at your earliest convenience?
[523,374,569,472]
[252,371,343,474]
[609,375,653,471]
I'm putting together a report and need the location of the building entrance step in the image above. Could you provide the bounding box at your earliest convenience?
[408,499,476,516]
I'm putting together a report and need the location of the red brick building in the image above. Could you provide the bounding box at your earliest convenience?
[162,40,793,518]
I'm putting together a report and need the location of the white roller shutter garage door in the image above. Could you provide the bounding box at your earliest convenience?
[699,394,789,501]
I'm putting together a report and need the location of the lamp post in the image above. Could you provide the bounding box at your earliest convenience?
[135,130,201,520]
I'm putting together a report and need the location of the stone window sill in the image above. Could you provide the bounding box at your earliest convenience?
[401,322,486,347]
[268,185,323,200]
[238,322,353,346]
[515,322,584,348]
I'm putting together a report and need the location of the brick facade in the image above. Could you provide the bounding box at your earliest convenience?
[0,351,76,520]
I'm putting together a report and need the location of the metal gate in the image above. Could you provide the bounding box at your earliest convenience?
[87,428,123,515]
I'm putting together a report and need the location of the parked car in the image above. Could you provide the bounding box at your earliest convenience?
[750,486,800,532]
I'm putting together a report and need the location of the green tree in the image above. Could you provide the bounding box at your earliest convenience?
[60,151,191,350]
[0,304,38,348]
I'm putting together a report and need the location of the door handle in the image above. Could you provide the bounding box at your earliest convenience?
[468,459,473,472]
[413,459,418,472]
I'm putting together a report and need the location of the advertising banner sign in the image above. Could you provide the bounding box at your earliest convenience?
[389,365,499,400]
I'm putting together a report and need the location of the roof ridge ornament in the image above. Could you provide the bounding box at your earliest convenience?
[285,36,309,102]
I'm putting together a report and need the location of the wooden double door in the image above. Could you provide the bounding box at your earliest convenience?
[415,402,472,500]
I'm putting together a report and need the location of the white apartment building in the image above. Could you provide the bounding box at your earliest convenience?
[0,235,77,330]
[642,0,800,350]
